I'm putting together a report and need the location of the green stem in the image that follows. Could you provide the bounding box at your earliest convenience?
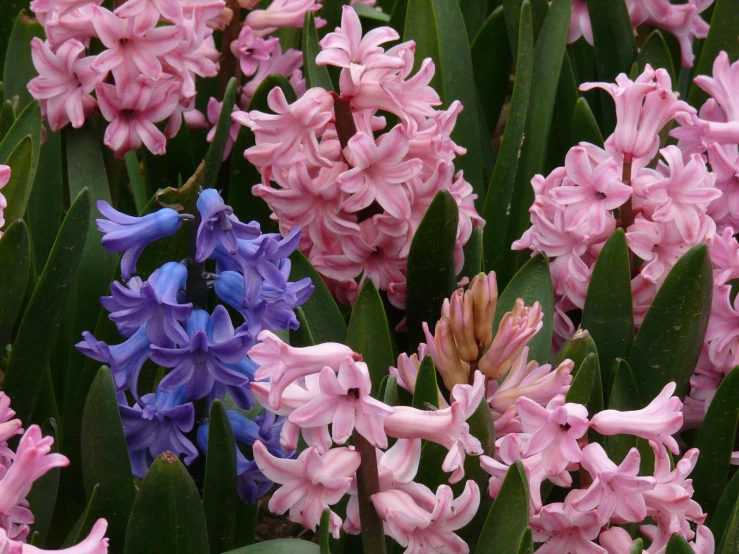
[124,150,148,215]
[353,431,387,554]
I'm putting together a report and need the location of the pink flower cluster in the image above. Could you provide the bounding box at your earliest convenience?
[0,392,109,554]
[567,0,714,67]
[248,271,713,552]
[27,0,224,156]
[0,165,11,236]
[234,6,483,308]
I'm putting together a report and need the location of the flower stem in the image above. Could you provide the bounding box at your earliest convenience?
[186,210,208,309]
[353,431,387,554]
[333,96,357,150]
[619,160,634,230]
[219,0,242,97]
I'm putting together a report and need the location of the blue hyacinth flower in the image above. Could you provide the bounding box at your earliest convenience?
[96,201,191,281]
[195,189,261,262]
[76,325,151,392]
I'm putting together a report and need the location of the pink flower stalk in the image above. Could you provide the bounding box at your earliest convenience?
[288,357,394,448]
[372,481,480,554]
[529,499,605,554]
[230,26,279,77]
[0,166,11,232]
[252,442,360,538]
[590,382,683,454]
[27,38,102,132]
[573,443,656,525]
[478,300,543,379]
[580,65,695,164]
[96,79,180,156]
[244,0,322,36]
[249,330,360,409]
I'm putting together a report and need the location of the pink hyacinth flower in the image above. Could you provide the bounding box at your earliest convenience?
[29,0,102,26]
[693,51,739,144]
[27,38,103,132]
[590,382,683,454]
[338,125,423,220]
[230,26,279,77]
[384,372,485,483]
[249,330,359,409]
[90,6,184,85]
[244,0,321,36]
[372,481,480,554]
[113,0,184,24]
[19,518,109,553]
[288,357,394,448]
[580,65,695,164]
[567,0,593,44]
[573,443,656,525]
[530,499,605,554]
[516,395,590,474]
[96,79,180,156]
[205,98,242,160]
[0,165,10,232]
[252,442,361,538]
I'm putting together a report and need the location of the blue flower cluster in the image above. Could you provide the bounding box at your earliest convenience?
[77,189,311,502]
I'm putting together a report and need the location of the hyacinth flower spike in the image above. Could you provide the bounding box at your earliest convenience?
[195,188,261,262]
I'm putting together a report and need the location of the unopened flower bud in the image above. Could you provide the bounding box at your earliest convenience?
[423,321,469,390]
[469,272,498,351]
[448,290,478,363]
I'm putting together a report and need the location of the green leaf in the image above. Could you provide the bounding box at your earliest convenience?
[382,374,400,406]
[585,0,637,133]
[354,3,391,23]
[0,220,29,347]
[565,353,597,406]
[225,539,320,554]
[203,400,238,554]
[665,533,694,554]
[634,31,676,85]
[503,0,572,284]
[460,227,483,281]
[630,539,645,554]
[0,135,33,231]
[290,307,316,347]
[688,0,739,107]
[3,188,89,424]
[481,2,532,277]
[64,124,119,411]
[692,366,739,519]
[0,100,42,178]
[2,11,44,109]
[606,359,643,463]
[710,469,739,542]
[581,229,633,391]
[124,151,148,215]
[516,528,534,554]
[476,461,529,554]
[546,52,580,170]
[318,510,331,554]
[571,98,604,147]
[228,74,295,232]
[232,501,258,549]
[493,253,554,365]
[124,453,210,554]
[27,418,60,546]
[555,328,597,369]
[289,250,347,344]
[61,484,102,548]
[403,0,485,202]
[0,100,15,141]
[629,244,712,402]
[302,12,333,91]
[412,355,439,409]
[718,496,739,554]
[502,0,547,59]
[203,77,237,189]
[81,367,136,549]
[406,190,459,350]
[346,280,395,398]
[459,0,489,43]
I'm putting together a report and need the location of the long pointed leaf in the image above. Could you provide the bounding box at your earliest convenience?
[476,461,529,553]
[0,135,33,230]
[0,220,30,346]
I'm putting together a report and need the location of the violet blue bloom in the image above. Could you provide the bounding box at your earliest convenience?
[195,188,262,262]
[96,201,192,280]
[151,306,253,400]
[76,325,151,392]
[119,386,197,478]
[209,356,259,410]
[100,261,193,347]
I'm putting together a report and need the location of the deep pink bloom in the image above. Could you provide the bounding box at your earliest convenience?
[566,0,593,44]
[530,499,605,554]
[249,330,359,409]
[692,51,739,144]
[580,65,695,163]
[372,481,480,554]
[288,357,394,448]
[96,79,180,156]
[590,382,683,454]
[253,442,360,538]
[230,26,279,77]
[244,0,321,36]
[27,38,102,131]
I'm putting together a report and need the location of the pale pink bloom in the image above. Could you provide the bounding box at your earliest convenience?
[710,226,739,286]
[338,125,423,219]
[240,46,304,105]
[706,144,739,232]
[580,65,695,163]
[704,284,739,370]
[530,499,605,554]
[478,300,543,379]
[383,372,485,483]
[638,146,720,243]
[253,442,360,538]
[18,518,109,554]
[205,98,242,160]
[372,481,480,554]
[251,375,322,418]
[692,51,739,144]
[598,527,640,554]
[0,393,22,450]
[516,395,589,474]
[230,26,279,77]
[91,6,183,85]
[288,357,394,448]
[43,6,98,49]
[0,166,11,231]
[547,145,631,235]
[114,0,183,24]
[96,79,180,156]
[249,330,359,409]
[423,317,472,390]
[27,38,103,132]
[181,0,228,23]
[236,87,334,169]
[244,0,322,36]
[316,6,404,94]
[590,382,683,454]
[573,443,656,525]
[29,0,102,26]
[566,0,593,44]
